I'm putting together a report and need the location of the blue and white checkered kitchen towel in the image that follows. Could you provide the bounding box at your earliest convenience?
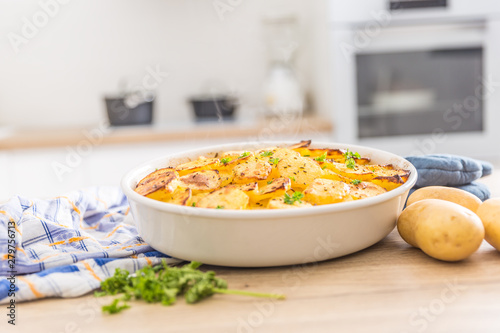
[0,186,179,304]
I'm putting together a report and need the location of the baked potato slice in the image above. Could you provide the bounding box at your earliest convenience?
[293,148,370,165]
[250,177,291,202]
[232,159,272,183]
[319,168,352,182]
[303,179,351,205]
[170,187,192,205]
[135,168,179,196]
[287,140,311,149]
[267,196,313,209]
[179,170,221,193]
[277,156,323,189]
[348,181,386,200]
[175,157,219,176]
[196,185,249,209]
[325,161,409,189]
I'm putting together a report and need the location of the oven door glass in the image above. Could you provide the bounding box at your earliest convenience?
[356,47,483,138]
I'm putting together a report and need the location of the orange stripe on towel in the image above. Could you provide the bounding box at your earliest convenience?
[105,225,124,238]
[55,196,81,214]
[47,236,89,247]
[18,276,43,298]
[83,261,101,281]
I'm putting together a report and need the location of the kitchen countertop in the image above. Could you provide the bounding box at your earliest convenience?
[0,115,333,150]
[4,166,500,333]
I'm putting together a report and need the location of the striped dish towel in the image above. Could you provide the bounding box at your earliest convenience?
[0,186,180,303]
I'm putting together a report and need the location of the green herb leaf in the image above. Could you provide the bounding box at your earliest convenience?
[291,177,296,182]
[216,205,224,209]
[343,149,360,170]
[220,157,231,164]
[240,152,250,158]
[284,191,304,205]
[269,157,280,165]
[102,299,130,314]
[260,151,273,157]
[314,152,327,162]
[351,179,361,185]
[267,180,273,185]
[191,202,196,207]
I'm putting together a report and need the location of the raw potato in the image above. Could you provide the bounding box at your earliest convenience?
[476,198,500,251]
[406,186,482,212]
[397,199,484,261]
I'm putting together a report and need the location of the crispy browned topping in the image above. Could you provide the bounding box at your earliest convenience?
[135,168,178,196]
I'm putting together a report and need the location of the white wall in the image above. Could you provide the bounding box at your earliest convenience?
[0,0,331,128]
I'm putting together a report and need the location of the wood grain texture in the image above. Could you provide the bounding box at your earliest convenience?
[2,166,499,333]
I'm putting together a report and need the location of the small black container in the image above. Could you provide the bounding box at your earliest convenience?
[105,98,153,126]
[189,96,237,120]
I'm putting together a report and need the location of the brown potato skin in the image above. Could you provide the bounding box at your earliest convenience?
[476,198,500,251]
[406,186,482,212]
[397,199,484,261]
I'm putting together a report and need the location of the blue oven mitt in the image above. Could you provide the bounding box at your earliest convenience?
[405,154,493,201]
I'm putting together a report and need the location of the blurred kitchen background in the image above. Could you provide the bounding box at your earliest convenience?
[1,0,499,200]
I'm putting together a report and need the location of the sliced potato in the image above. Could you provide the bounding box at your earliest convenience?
[268,196,313,209]
[325,161,409,190]
[175,157,219,176]
[179,170,221,193]
[250,177,291,202]
[232,159,272,183]
[277,156,323,189]
[135,168,179,196]
[287,140,311,149]
[319,168,352,182]
[196,185,249,209]
[271,148,301,161]
[170,187,192,206]
[349,181,386,200]
[303,179,351,205]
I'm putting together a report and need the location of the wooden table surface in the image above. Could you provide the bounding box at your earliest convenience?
[4,166,500,333]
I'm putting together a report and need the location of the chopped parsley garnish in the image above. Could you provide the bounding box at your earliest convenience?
[269,157,280,165]
[284,191,304,205]
[240,152,250,158]
[267,180,273,185]
[191,202,196,207]
[216,205,224,209]
[291,177,296,182]
[343,149,360,169]
[303,154,310,157]
[95,261,285,314]
[220,157,231,164]
[321,165,327,170]
[314,152,327,162]
[260,151,273,157]
[351,179,361,185]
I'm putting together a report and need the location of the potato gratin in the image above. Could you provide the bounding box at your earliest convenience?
[134,140,410,210]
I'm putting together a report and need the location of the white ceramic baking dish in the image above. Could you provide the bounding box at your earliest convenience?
[121,141,417,267]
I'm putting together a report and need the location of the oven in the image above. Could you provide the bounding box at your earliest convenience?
[329,0,500,158]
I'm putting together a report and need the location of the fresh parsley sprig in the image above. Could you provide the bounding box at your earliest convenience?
[343,149,360,170]
[220,157,231,164]
[260,151,273,157]
[95,261,285,314]
[269,157,280,165]
[284,191,304,205]
[314,152,327,162]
